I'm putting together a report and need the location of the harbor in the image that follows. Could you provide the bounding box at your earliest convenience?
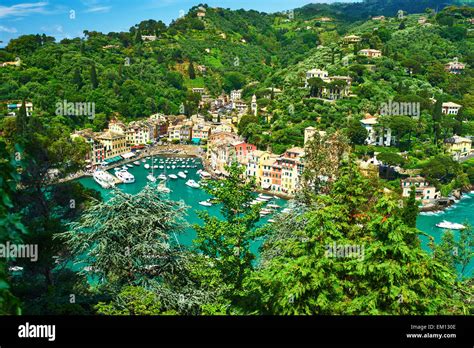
[77,155,289,251]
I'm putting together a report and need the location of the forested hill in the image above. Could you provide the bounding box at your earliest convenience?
[297,0,467,21]
[0,1,473,152]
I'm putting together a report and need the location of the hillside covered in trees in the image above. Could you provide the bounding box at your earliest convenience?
[0,0,473,317]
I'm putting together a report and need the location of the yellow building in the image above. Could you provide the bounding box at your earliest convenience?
[96,131,129,159]
[445,135,472,160]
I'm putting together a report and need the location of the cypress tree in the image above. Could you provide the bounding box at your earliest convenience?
[16,99,29,136]
[403,186,419,228]
[188,61,196,79]
[91,64,98,89]
[73,68,83,90]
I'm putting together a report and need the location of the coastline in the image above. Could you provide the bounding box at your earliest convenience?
[420,188,474,215]
[56,144,203,184]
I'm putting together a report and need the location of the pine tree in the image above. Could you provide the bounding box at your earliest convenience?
[59,186,187,289]
[90,64,98,89]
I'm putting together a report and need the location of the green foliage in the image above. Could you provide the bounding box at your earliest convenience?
[193,162,263,308]
[346,119,368,145]
[244,159,467,315]
[402,186,419,228]
[59,185,188,289]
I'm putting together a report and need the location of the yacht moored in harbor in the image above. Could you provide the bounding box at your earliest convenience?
[93,170,116,189]
[116,170,135,184]
[185,179,200,188]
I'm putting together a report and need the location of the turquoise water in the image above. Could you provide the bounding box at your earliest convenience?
[417,192,474,277]
[78,157,287,254]
[77,157,472,276]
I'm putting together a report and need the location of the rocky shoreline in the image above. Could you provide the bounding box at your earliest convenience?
[420,187,474,213]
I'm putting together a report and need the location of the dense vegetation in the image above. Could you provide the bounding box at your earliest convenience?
[0,0,473,315]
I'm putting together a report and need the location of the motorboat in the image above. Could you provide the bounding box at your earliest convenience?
[116,170,135,184]
[184,170,188,174]
[267,204,280,209]
[158,174,167,181]
[200,171,211,179]
[178,172,187,179]
[133,161,141,166]
[199,200,213,207]
[93,170,116,189]
[168,174,178,180]
[258,194,273,201]
[147,174,156,182]
[154,165,159,169]
[127,164,134,168]
[436,220,466,230]
[144,164,150,169]
[185,180,200,189]
[157,181,171,193]
[142,159,146,163]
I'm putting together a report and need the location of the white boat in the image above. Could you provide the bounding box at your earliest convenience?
[93,170,116,189]
[436,220,466,230]
[157,180,171,193]
[134,161,141,166]
[159,166,164,169]
[154,165,159,169]
[267,204,280,209]
[184,170,188,174]
[158,174,167,180]
[178,172,187,179]
[9,266,24,272]
[127,164,133,168]
[144,164,150,169]
[122,166,128,171]
[258,194,273,201]
[200,171,211,179]
[147,174,157,182]
[116,170,135,184]
[199,200,213,207]
[185,180,200,188]
[168,174,178,180]
[142,159,146,163]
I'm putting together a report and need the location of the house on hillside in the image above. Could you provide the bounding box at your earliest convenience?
[358,49,382,58]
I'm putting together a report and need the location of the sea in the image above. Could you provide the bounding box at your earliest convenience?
[78,156,287,255]
[78,156,473,276]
